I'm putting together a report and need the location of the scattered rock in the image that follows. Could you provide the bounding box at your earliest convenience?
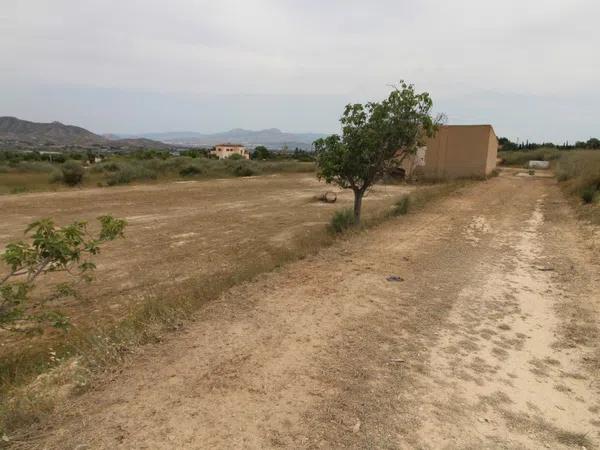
[352,419,361,433]
[315,191,337,203]
[386,275,404,282]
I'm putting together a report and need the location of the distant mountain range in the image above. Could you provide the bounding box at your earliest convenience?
[0,117,169,150]
[0,116,104,146]
[0,117,327,151]
[111,128,327,150]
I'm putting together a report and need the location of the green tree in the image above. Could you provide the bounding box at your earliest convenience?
[586,138,600,149]
[314,81,441,223]
[0,216,126,332]
[252,145,271,160]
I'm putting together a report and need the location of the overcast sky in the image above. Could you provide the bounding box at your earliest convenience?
[2,0,599,142]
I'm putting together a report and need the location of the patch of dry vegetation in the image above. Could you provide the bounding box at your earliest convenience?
[498,148,563,167]
[0,179,466,440]
[0,157,315,194]
[556,150,600,222]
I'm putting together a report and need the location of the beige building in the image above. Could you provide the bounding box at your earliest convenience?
[210,143,250,160]
[418,125,498,179]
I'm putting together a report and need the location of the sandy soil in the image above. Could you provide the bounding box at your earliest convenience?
[0,174,412,351]
[16,172,600,448]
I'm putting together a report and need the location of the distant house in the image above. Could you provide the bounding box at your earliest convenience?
[210,143,250,160]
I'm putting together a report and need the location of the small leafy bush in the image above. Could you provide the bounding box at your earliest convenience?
[329,208,355,233]
[228,153,244,161]
[581,186,597,204]
[0,216,126,332]
[9,186,28,194]
[105,164,157,186]
[101,162,121,172]
[392,195,410,216]
[232,163,255,177]
[61,161,85,186]
[179,165,203,177]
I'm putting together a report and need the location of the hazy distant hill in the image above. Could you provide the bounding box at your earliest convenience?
[114,128,327,150]
[0,117,169,149]
[0,116,104,145]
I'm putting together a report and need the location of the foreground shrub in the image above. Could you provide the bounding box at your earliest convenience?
[329,208,355,233]
[61,161,84,186]
[0,216,126,332]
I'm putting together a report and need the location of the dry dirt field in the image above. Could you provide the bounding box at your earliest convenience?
[0,173,413,351]
[17,171,600,449]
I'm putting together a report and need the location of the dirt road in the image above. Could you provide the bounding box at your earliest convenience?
[31,172,600,449]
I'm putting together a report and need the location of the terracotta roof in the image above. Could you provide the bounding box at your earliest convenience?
[215,143,245,147]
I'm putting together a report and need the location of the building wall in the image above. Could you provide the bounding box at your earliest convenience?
[484,127,499,175]
[423,125,497,179]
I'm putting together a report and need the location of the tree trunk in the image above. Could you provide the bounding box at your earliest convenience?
[353,189,364,224]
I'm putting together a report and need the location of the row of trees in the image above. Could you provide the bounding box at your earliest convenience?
[499,137,600,151]
[0,146,316,164]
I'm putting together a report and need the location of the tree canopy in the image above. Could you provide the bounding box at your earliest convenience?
[252,145,271,160]
[314,81,441,222]
[1,216,126,332]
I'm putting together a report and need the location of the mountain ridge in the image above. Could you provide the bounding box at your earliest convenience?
[111,128,328,150]
[0,117,169,149]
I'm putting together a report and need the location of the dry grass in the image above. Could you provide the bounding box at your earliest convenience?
[555,150,600,222]
[0,174,464,438]
[501,149,600,222]
[498,148,563,167]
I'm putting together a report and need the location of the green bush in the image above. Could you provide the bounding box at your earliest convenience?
[232,163,255,177]
[102,162,121,172]
[13,161,56,173]
[228,153,244,161]
[581,186,597,204]
[48,170,62,184]
[392,195,410,216]
[61,161,85,186]
[179,165,203,177]
[105,164,157,186]
[329,208,355,233]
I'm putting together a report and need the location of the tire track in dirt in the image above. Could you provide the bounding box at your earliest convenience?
[27,174,600,449]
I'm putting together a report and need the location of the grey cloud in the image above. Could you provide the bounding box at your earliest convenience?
[1,0,599,140]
